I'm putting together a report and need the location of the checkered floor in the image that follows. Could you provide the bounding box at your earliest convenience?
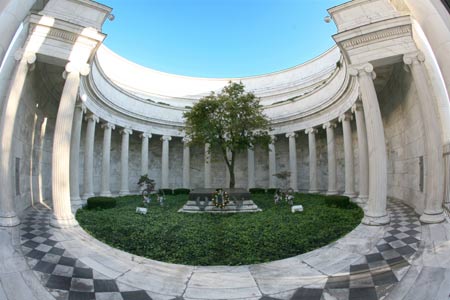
[20,200,421,300]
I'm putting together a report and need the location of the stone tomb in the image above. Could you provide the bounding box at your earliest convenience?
[179,188,261,213]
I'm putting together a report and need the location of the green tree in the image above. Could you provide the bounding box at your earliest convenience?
[183,81,272,188]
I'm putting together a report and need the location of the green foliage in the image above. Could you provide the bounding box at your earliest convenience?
[86,197,117,210]
[159,189,173,195]
[266,188,278,194]
[324,195,354,209]
[249,188,266,194]
[173,188,191,195]
[77,193,362,266]
[183,81,272,188]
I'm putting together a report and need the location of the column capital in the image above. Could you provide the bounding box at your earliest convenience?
[351,101,363,113]
[348,63,376,80]
[140,132,152,139]
[270,134,277,142]
[101,122,115,130]
[305,127,318,135]
[182,136,191,144]
[85,114,99,123]
[120,127,133,135]
[403,51,425,66]
[323,121,337,129]
[64,61,91,76]
[161,135,172,141]
[339,112,353,123]
[14,49,36,65]
[285,132,297,139]
[75,102,87,113]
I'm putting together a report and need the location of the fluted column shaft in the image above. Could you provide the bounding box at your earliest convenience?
[268,136,277,188]
[83,113,98,200]
[247,148,255,190]
[323,122,338,195]
[204,143,211,188]
[51,62,90,228]
[100,122,114,196]
[119,128,132,195]
[182,137,191,189]
[161,135,171,188]
[404,53,445,223]
[140,133,151,176]
[340,113,356,197]
[70,103,85,210]
[350,63,389,225]
[286,132,298,191]
[305,128,318,193]
[0,51,35,227]
[352,102,369,203]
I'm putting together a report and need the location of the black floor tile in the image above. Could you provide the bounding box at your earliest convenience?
[384,236,397,243]
[23,240,40,249]
[291,288,323,300]
[325,275,350,289]
[49,247,65,256]
[41,233,52,239]
[376,243,393,252]
[349,287,378,300]
[401,236,419,244]
[22,232,36,239]
[59,256,77,267]
[371,269,398,285]
[46,274,72,290]
[43,239,58,247]
[26,249,47,260]
[395,245,415,256]
[68,291,95,300]
[366,253,384,263]
[121,290,153,300]
[73,267,93,279]
[386,256,409,269]
[93,279,119,292]
[350,263,370,274]
[404,229,420,236]
[33,261,56,274]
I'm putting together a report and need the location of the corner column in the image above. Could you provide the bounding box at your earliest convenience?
[51,62,90,228]
[161,135,172,189]
[204,143,211,188]
[182,137,191,189]
[286,132,298,191]
[82,113,99,200]
[140,132,151,176]
[305,128,318,193]
[339,112,356,197]
[323,122,338,195]
[404,52,445,223]
[100,122,115,197]
[268,135,277,188]
[70,102,86,210]
[352,101,369,203]
[349,63,389,225]
[119,128,132,195]
[247,148,255,190]
[0,51,35,227]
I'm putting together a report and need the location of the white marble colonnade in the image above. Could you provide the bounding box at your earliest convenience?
[352,101,369,204]
[100,122,115,197]
[286,132,298,191]
[161,135,171,189]
[119,128,132,195]
[323,122,338,195]
[182,137,191,189]
[82,113,99,200]
[140,132,151,176]
[305,128,318,193]
[339,112,356,198]
[70,102,85,210]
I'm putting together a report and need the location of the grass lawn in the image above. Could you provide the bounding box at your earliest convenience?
[76,193,363,266]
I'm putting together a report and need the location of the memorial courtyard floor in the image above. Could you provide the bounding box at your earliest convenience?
[1,199,450,300]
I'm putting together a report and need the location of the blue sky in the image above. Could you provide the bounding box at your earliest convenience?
[100,0,344,78]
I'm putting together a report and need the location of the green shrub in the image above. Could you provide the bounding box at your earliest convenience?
[159,189,173,195]
[324,195,352,209]
[86,197,117,210]
[173,188,191,195]
[249,188,266,194]
[266,188,278,194]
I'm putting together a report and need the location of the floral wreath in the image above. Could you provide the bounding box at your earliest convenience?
[212,189,230,209]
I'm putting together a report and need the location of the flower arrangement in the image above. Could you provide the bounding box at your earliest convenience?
[212,189,230,209]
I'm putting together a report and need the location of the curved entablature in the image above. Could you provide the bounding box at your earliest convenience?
[80,45,359,137]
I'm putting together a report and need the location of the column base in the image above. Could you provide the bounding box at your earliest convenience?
[119,190,130,196]
[71,204,82,214]
[308,190,319,194]
[362,213,390,226]
[0,214,20,227]
[50,213,78,228]
[71,196,83,207]
[355,195,368,204]
[82,193,94,201]
[100,192,112,197]
[326,190,339,195]
[344,192,357,198]
[420,210,445,224]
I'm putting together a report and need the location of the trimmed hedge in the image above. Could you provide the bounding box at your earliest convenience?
[266,188,278,194]
[173,188,191,195]
[249,188,266,194]
[86,197,116,210]
[159,189,173,195]
[324,195,353,209]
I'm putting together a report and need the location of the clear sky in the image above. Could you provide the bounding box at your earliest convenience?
[99,0,344,78]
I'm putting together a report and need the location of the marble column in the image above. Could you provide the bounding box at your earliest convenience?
[225,148,232,188]
[352,101,369,203]
[204,143,211,188]
[349,63,389,225]
[247,148,255,190]
[323,122,338,195]
[82,113,99,200]
[305,128,318,193]
[286,132,298,191]
[51,62,90,228]
[70,102,86,210]
[339,112,356,198]
[119,128,132,195]
[268,135,277,188]
[404,52,445,223]
[182,137,191,189]
[0,51,35,227]
[140,132,151,176]
[161,135,171,189]
[100,122,115,197]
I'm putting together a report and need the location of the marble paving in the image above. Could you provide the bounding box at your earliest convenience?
[0,200,448,300]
